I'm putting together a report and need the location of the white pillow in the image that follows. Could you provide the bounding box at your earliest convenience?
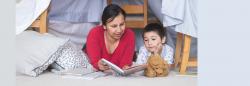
[16,31,68,76]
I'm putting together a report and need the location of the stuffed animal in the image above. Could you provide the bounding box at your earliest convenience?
[144,54,169,77]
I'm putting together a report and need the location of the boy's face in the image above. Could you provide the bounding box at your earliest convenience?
[143,31,165,53]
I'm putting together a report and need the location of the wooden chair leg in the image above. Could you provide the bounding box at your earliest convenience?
[174,32,183,67]
[39,9,48,34]
[179,34,192,74]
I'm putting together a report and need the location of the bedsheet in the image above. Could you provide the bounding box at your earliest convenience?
[16,71,197,86]
[16,0,51,35]
[161,0,197,37]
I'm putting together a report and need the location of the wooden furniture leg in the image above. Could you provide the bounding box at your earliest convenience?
[30,9,48,34]
[174,32,183,67]
[179,34,192,74]
[39,10,48,34]
[175,32,197,74]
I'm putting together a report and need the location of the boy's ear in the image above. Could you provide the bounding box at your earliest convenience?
[162,37,166,43]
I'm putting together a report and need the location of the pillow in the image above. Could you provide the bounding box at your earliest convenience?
[50,41,94,74]
[16,31,68,77]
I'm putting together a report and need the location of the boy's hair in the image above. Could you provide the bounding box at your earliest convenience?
[142,23,166,40]
[101,4,126,26]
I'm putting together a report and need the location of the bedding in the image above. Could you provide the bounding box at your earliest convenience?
[16,30,95,77]
[16,31,68,76]
[161,0,197,37]
[16,0,51,35]
[50,41,94,72]
[16,70,197,86]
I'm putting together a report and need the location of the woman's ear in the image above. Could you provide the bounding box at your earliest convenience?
[162,37,166,43]
[103,26,107,30]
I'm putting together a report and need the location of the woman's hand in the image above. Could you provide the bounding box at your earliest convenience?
[122,65,130,70]
[98,60,110,71]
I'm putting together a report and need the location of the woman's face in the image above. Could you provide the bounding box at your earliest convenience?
[143,31,165,53]
[104,13,125,40]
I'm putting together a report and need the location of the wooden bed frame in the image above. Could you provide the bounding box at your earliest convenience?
[30,9,48,34]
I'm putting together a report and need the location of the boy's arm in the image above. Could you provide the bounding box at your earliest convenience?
[136,46,148,65]
[165,45,174,64]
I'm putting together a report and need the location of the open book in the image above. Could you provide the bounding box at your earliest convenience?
[101,58,146,76]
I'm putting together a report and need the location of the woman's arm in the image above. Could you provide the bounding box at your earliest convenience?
[119,30,135,69]
[86,28,101,70]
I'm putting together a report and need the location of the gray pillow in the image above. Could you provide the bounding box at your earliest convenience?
[16,31,68,77]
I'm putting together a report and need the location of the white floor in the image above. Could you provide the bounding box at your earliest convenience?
[16,70,197,86]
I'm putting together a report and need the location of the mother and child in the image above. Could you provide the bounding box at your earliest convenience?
[84,4,174,73]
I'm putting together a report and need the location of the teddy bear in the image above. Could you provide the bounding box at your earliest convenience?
[144,54,169,77]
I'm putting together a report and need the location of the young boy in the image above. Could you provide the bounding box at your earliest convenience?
[136,23,174,68]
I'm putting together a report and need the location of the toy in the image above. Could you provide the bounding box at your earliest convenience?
[144,54,169,77]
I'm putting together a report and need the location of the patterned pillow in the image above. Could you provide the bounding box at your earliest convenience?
[50,41,94,73]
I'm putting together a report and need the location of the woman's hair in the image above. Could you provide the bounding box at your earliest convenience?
[142,23,166,40]
[102,4,126,25]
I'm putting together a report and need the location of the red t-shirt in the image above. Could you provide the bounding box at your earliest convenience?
[85,25,135,70]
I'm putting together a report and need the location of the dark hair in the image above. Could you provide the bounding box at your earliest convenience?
[142,23,166,40]
[102,4,126,25]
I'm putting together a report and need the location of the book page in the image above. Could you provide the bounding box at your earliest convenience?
[123,65,146,75]
[101,58,146,76]
[101,58,124,74]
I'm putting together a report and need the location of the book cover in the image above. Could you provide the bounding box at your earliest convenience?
[101,58,146,76]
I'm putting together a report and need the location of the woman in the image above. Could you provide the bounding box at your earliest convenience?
[85,4,135,71]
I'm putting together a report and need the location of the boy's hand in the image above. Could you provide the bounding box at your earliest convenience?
[152,43,163,55]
